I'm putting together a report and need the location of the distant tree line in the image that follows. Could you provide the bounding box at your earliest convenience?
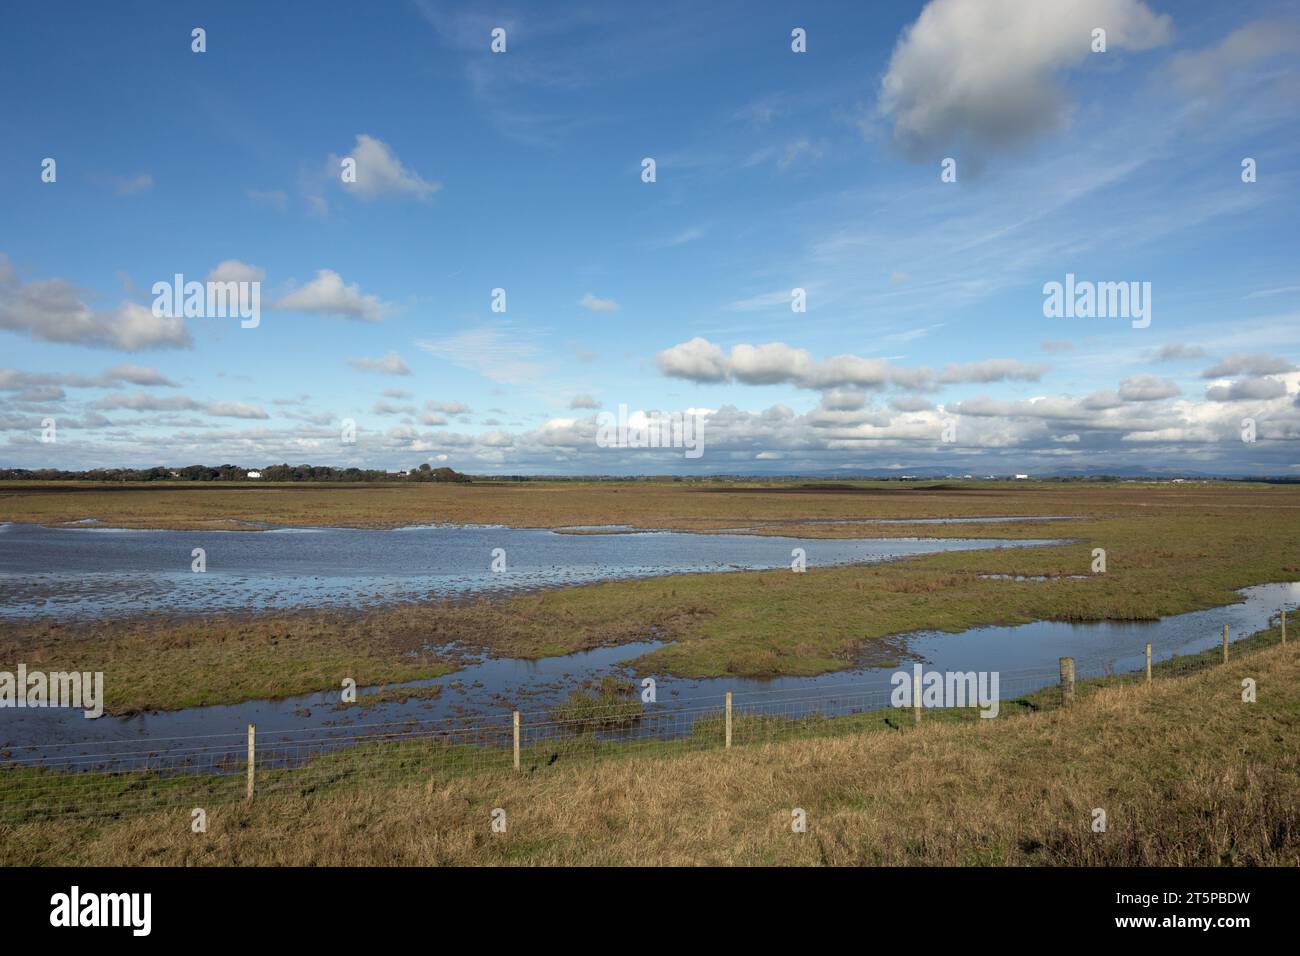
[0,463,471,483]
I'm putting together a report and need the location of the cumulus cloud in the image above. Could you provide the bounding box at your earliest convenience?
[1118,374,1180,402]
[938,359,1046,384]
[329,134,441,201]
[655,337,731,383]
[425,400,471,415]
[889,395,935,413]
[0,365,177,391]
[1205,378,1288,402]
[1156,342,1206,361]
[878,0,1170,161]
[0,254,191,351]
[1202,353,1295,378]
[206,401,270,419]
[275,270,391,322]
[90,392,266,419]
[347,351,411,375]
[569,394,601,410]
[656,338,1045,392]
[9,371,1299,475]
[207,260,266,284]
[823,388,869,411]
[93,393,201,412]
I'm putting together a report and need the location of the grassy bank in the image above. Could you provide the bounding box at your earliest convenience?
[4,635,1296,866]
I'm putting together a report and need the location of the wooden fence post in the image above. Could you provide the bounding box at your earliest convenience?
[913,669,922,726]
[512,711,520,771]
[724,692,732,749]
[1283,609,1287,646]
[1145,643,1152,684]
[246,723,255,801]
[1059,657,1075,709]
[1223,623,1229,663]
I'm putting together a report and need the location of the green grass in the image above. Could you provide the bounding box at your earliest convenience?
[2,482,1297,710]
[5,612,1291,831]
[3,628,1297,865]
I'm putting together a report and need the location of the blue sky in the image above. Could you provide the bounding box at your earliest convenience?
[2,0,1298,475]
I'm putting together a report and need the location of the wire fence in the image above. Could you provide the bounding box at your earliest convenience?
[1,610,1291,825]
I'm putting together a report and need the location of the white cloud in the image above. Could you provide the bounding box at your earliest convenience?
[330,134,441,201]
[938,359,1046,384]
[1118,374,1180,402]
[823,388,869,411]
[1202,353,1295,378]
[347,351,411,375]
[206,401,270,420]
[1169,20,1300,99]
[1155,342,1206,361]
[275,270,391,322]
[578,292,619,312]
[657,338,1047,392]
[1205,378,1288,402]
[655,337,731,383]
[0,254,191,351]
[93,393,201,412]
[878,0,1170,160]
[416,325,543,385]
[207,260,266,284]
[0,365,177,390]
[425,400,471,415]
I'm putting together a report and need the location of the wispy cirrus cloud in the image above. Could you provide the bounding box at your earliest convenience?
[416,324,545,385]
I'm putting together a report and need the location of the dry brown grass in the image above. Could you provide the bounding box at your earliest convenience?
[7,478,1293,535]
[7,642,1296,866]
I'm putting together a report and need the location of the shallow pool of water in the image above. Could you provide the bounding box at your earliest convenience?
[0,522,1060,619]
[3,581,1294,769]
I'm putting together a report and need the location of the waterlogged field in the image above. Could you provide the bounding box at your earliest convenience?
[1,480,1298,866]
[0,480,1296,710]
[3,631,1298,866]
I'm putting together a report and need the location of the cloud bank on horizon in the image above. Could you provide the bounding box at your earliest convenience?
[2,0,1298,476]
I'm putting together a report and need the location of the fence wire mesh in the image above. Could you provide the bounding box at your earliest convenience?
[1,614,1291,825]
